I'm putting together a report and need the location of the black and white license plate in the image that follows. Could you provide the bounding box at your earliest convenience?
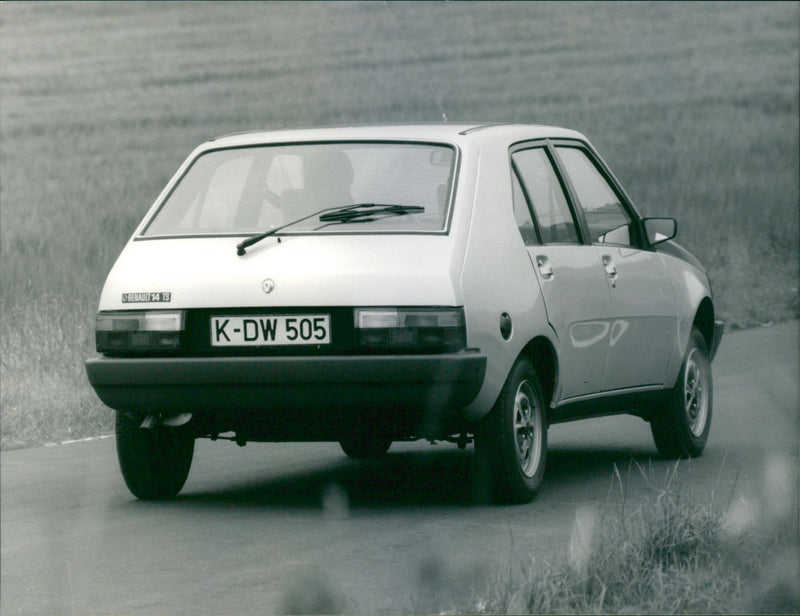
[210,315,330,346]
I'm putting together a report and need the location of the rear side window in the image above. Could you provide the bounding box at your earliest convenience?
[512,148,579,244]
[556,147,633,246]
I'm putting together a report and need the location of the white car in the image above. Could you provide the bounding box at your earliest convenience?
[85,124,723,502]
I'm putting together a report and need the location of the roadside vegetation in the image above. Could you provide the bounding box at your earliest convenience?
[274,459,798,614]
[1,2,797,450]
[461,460,799,615]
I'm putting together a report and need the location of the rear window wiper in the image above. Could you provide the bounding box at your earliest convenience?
[237,203,362,255]
[318,203,424,224]
[237,203,423,256]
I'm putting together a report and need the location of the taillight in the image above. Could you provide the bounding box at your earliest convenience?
[354,307,466,353]
[95,311,185,352]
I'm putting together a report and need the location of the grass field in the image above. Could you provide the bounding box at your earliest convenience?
[1,1,798,450]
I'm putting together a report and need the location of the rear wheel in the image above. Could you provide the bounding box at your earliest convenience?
[476,357,547,503]
[116,412,195,500]
[651,327,712,458]
[339,434,392,459]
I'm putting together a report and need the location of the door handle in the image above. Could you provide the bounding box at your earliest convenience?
[602,255,618,287]
[536,255,554,280]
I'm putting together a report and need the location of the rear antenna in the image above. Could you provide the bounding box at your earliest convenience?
[383,1,448,122]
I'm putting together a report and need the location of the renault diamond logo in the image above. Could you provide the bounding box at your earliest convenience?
[261,279,275,294]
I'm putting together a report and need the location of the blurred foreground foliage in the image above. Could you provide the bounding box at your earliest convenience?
[375,460,798,615]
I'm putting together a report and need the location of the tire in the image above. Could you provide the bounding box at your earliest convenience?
[116,412,195,500]
[651,327,713,459]
[476,358,547,504]
[339,434,392,459]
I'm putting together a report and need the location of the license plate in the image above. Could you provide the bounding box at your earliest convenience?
[210,314,331,346]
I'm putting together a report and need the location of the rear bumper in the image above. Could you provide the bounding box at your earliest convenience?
[85,353,486,419]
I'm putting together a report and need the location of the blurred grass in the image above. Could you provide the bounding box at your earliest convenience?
[394,460,799,615]
[1,1,798,448]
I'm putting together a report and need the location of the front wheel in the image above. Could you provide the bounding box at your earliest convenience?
[116,412,195,500]
[651,327,713,458]
[476,358,547,503]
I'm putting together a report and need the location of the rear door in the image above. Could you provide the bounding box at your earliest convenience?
[552,143,677,390]
[511,144,612,400]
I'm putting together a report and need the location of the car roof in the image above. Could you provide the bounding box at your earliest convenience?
[206,123,587,148]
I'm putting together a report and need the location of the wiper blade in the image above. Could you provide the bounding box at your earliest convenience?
[318,203,424,224]
[237,203,364,256]
[237,203,424,256]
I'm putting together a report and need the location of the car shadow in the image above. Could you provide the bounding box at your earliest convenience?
[165,444,663,511]
[175,449,478,510]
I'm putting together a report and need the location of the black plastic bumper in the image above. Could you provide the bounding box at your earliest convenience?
[85,353,486,418]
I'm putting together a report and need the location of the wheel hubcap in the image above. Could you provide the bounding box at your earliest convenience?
[513,380,542,477]
[684,349,709,437]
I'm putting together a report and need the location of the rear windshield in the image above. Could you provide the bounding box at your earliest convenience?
[141,142,457,237]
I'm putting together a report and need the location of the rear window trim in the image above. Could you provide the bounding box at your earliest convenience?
[136,139,461,240]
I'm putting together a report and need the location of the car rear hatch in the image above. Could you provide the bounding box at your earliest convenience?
[97,234,464,357]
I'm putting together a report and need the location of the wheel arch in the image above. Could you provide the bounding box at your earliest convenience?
[521,336,557,414]
[693,297,715,352]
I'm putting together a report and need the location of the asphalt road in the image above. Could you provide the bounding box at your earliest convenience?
[2,322,798,615]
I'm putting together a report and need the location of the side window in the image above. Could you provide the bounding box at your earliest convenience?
[511,171,539,245]
[512,148,579,244]
[556,147,633,246]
